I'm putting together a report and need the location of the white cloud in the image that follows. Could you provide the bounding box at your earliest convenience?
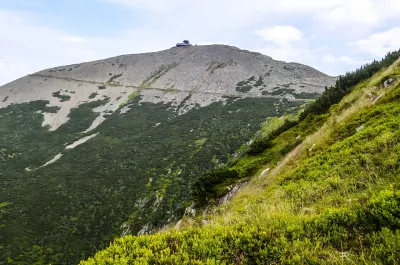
[254,25,311,63]
[0,9,98,85]
[104,0,173,10]
[322,54,365,65]
[255,26,303,46]
[353,27,400,56]
[256,45,311,63]
[58,36,87,43]
[103,0,400,30]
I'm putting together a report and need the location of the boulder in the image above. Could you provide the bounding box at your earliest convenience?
[384,80,389,88]
[217,181,249,205]
[184,203,196,217]
[384,78,395,88]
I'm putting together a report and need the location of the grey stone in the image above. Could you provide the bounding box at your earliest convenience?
[356,125,364,132]
[217,181,249,205]
[384,78,395,88]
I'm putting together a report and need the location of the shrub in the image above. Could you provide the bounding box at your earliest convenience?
[192,167,239,206]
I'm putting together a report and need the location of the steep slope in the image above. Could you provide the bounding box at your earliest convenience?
[81,54,400,264]
[0,45,335,264]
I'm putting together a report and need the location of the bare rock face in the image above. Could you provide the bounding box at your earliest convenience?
[0,45,336,132]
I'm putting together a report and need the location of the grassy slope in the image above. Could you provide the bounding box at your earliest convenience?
[0,94,303,264]
[81,60,400,264]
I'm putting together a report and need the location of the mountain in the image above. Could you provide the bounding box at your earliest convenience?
[79,50,400,264]
[0,45,336,264]
[1,45,334,131]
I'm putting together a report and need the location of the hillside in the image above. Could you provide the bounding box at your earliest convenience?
[0,45,335,264]
[80,52,400,264]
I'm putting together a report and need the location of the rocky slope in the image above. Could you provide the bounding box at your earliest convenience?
[0,45,335,131]
[0,45,336,265]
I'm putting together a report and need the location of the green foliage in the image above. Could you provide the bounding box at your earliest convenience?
[81,56,400,265]
[230,113,326,180]
[190,112,324,206]
[270,88,295,96]
[236,76,263,93]
[293,92,320,99]
[140,63,178,88]
[0,96,301,264]
[301,49,400,119]
[192,167,239,206]
[107,73,123,83]
[236,85,252,93]
[52,91,71,102]
[81,190,400,264]
[127,90,140,101]
[206,60,237,74]
[89,92,98,99]
[255,76,264,87]
[247,119,299,155]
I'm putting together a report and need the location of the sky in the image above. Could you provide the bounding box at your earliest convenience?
[1,0,400,85]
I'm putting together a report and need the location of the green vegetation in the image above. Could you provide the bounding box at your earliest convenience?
[264,87,320,99]
[81,56,400,264]
[0,92,301,264]
[52,91,71,102]
[107,73,123,83]
[301,49,400,119]
[255,76,264,87]
[127,90,140,101]
[140,63,178,88]
[89,92,98,99]
[293,91,320,99]
[270,88,295,96]
[236,76,259,93]
[206,60,237,74]
[82,190,400,264]
[192,167,239,206]
[164,87,179,93]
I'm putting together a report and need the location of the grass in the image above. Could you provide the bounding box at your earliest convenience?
[80,58,400,264]
[140,63,178,88]
[120,89,141,107]
[164,87,179,93]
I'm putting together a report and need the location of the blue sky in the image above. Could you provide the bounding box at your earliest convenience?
[1,0,400,85]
